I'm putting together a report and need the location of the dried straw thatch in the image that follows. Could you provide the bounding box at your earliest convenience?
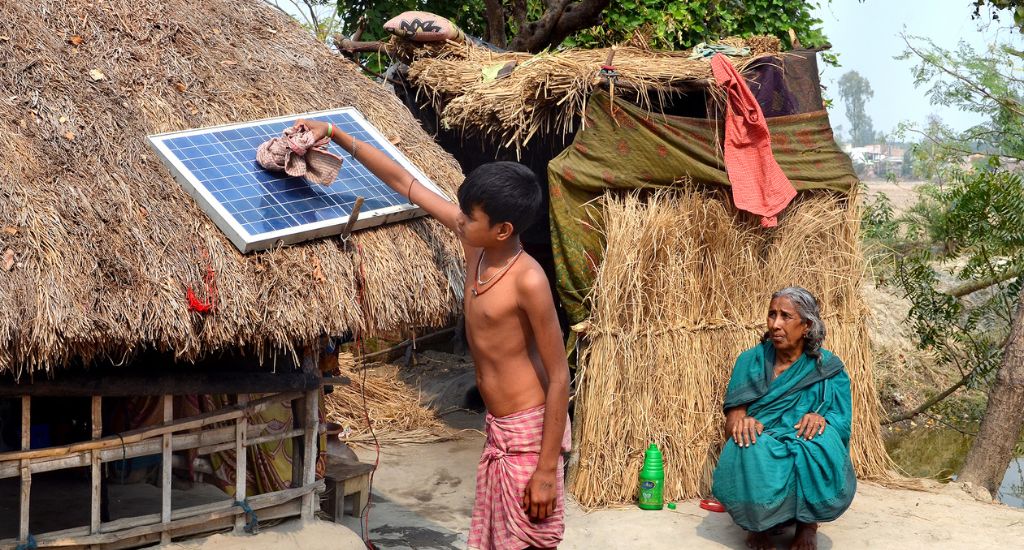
[325,354,449,446]
[0,0,466,378]
[569,190,894,508]
[404,37,780,151]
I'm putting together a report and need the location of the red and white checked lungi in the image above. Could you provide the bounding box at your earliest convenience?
[468,405,572,550]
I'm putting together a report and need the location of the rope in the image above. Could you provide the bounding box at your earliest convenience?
[234,499,258,534]
[15,533,37,550]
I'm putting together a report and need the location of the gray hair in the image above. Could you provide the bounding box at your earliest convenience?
[762,286,826,359]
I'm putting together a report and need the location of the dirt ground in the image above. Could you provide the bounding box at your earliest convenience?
[163,412,1024,550]
[168,179,1024,549]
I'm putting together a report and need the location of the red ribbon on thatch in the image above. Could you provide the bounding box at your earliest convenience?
[186,258,218,314]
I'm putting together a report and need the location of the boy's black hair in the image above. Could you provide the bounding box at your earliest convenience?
[456,161,541,235]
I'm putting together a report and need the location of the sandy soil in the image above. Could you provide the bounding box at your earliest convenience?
[860,179,929,215]
[164,416,1024,550]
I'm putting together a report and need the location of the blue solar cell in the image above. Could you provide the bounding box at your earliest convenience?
[150,108,439,253]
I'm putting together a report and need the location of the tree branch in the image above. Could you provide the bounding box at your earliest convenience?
[905,36,1024,120]
[509,0,609,52]
[947,264,1024,297]
[512,0,529,31]
[483,0,507,48]
[882,368,975,424]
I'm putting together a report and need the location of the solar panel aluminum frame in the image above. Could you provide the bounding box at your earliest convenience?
[147,107,450,254]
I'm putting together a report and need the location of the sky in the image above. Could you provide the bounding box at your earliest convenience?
[814,0,1020,140]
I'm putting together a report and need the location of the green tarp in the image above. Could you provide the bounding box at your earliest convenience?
[548,91,858,326]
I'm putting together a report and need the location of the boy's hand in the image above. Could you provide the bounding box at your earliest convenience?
[522,468,557,522]
[295,118,330,141]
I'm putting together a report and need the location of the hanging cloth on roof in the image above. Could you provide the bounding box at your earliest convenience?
[256,124,343,185]
[711,53,796,227]
[688,42,751,59]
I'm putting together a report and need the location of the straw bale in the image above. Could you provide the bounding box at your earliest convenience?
[325,354,450,446]
[569,190,894,507]
[0,0,466,378]
[405,38,779,152]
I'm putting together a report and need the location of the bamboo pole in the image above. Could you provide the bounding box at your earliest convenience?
[161,395,173,545]
[0,421,297,479]
[20,395,31,544]
[301,349,321,518]
[90,395,102,548]
[234,394,248,533]
[0,391,302,462]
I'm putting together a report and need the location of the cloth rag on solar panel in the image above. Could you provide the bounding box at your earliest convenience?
[148,108,447,253]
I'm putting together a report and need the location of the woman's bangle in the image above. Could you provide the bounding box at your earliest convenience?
[326,123,333,140]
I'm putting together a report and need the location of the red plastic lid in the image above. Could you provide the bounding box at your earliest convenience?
[700,498,726,513]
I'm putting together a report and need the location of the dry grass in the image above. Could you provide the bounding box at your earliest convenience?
[569,190,895,507]
[0,0,465,378]
[324,354,450,446]
[404,37,780,152]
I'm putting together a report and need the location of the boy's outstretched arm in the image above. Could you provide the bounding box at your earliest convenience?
[295,118,462,231]
[518,267,570,522]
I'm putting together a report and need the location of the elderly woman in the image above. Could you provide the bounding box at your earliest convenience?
[712,287,856,550]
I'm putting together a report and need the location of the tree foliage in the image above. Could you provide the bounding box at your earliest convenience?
[837,70,875,147]
[972,0,1024,30]
[331,1,832,53]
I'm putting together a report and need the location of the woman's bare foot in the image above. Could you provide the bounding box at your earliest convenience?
[791,522,818,550]
[746,530,776,550]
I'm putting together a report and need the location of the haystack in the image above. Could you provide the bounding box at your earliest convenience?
[570,190,890,506]
[403,36,784,151]
[397,37,895,507]
[0,0,465,379]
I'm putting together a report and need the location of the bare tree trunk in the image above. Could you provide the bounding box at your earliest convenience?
[482,0,507,48]
[958,291,1024,494]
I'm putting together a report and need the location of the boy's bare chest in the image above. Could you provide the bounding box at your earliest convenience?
[463,287,519,326]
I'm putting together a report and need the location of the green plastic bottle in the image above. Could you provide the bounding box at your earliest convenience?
[637,443,664,510]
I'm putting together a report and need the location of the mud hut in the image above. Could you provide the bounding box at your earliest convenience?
[0,0,463,546]
[394,35,894,507]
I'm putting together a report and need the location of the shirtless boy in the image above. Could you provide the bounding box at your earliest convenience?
[296,119,571,550]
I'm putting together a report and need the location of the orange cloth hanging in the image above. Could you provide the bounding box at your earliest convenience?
[711,54,796,227]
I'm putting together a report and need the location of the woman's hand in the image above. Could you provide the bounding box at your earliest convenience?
[726,407,763,447]
[795,412,826,440]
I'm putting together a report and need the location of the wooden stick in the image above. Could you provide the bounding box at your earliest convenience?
[233,394,248,533]
[0,391,302,462]
[0,421,304,479]
[160,395,172,544]
[5,481,324,547]
[300,350,321,518]
[91,396,102,535]
[20,395,30,543]
[331,36,392,54]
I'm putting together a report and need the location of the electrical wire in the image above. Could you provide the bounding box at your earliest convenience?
[353,242,381,550]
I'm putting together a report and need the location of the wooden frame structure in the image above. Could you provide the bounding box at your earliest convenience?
[0,355,325,549]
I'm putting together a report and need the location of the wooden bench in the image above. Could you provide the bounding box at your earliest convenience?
[323,458,375,521]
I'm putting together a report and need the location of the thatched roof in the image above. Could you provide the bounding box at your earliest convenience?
[0,0,465,379]
[402,36,783,151]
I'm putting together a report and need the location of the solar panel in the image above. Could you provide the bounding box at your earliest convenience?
[148,108,448,253]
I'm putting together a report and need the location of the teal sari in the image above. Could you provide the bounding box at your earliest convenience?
[711,342,856,532]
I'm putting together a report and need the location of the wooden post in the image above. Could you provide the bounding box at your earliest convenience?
[300,350,321,519]
[90,396,103,549]
[160,395,173,544]
[233,395,248,533]
[19,395,31,543]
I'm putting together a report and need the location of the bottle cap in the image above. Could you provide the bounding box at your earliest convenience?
[667,502,677,510]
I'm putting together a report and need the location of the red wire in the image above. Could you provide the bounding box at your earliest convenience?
[353,243,381,550]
